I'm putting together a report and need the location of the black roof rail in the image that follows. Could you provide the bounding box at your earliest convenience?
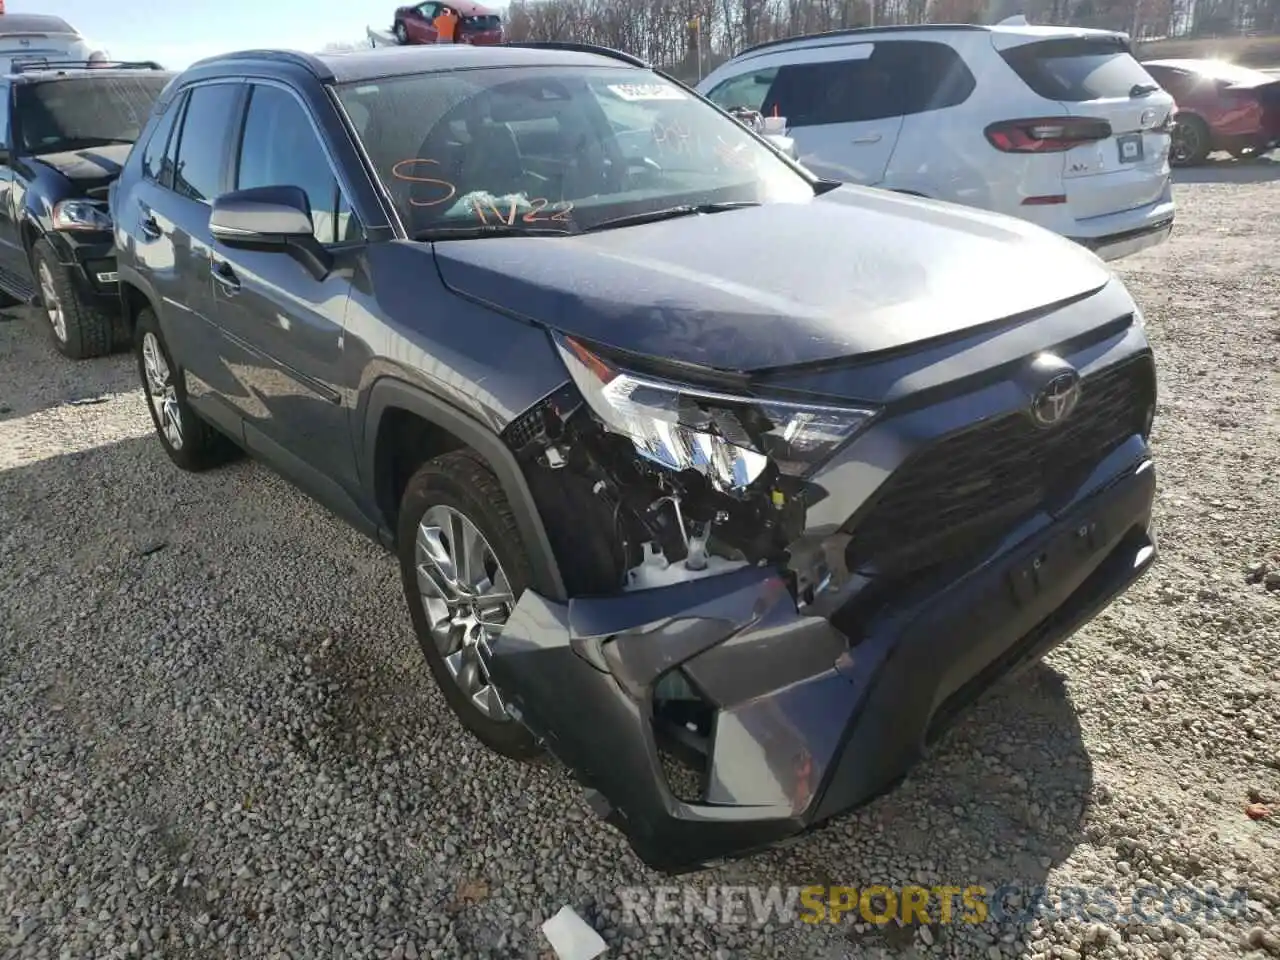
[733,23,989,60]
[11,59,166,74]
[187,48,336,82]
[500,40,649,69]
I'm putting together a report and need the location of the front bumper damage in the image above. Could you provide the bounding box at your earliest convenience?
[488,446,1157,874]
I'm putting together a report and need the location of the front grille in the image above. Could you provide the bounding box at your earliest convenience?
[843,355,1155,575]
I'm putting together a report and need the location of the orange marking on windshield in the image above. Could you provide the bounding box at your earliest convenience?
[390,158,456,207]
[471,196,575,225]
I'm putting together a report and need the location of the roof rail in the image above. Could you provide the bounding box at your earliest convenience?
[12,59,166,74]
[500,41,649,69]
[733,23,988,60]
[187,48,336,82]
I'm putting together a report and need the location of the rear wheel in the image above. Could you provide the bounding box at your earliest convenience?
[396,450,543,761]
[1170,115,1210,167]
[135,307,239,472]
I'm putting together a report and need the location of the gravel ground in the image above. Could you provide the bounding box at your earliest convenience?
[2,162,1279,960]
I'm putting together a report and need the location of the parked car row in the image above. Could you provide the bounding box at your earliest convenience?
[1,38,1163,873]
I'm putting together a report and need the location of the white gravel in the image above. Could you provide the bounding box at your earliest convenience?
[2,160,1278,960]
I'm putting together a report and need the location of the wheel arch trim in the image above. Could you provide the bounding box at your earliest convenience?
[362,376,568,603]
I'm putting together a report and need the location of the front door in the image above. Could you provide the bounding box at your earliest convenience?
[208,81,362,493]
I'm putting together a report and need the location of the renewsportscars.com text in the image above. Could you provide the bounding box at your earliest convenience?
[619,883,1253,928]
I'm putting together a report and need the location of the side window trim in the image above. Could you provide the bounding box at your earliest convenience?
[169,78,247,205]
[0,82,10,153]
[236,77,365,247]
[159,91,189,190]
[143,94,182,187]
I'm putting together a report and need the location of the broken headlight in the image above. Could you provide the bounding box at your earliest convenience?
[554,333,878,491]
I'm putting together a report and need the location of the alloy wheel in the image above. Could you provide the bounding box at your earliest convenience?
[141,332,184,451]
[1171,121,1199,164]
[37,261,66,343]
[415,504,515,720]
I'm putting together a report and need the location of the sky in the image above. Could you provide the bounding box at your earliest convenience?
[5,0,409,68]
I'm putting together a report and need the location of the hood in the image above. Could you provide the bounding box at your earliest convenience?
[30,143,132,193]
[431,186,1112,373]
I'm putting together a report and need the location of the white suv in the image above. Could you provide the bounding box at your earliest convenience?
[696,23,1176,261]
[0,13,110,74]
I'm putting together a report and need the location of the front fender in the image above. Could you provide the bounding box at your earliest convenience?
[360,376,568,602]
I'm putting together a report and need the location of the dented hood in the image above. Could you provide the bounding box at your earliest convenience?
[431,185,1112,373]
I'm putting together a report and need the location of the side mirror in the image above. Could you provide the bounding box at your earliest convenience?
[210,185,333,281]
[210,185,314,246]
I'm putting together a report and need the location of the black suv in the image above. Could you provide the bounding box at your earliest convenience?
[0,60,171,357]
[112,43,1159,873]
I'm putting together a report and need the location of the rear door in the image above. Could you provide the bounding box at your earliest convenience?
[753,44,903,184]
[152,80,247,418]
[995,33,1174,221]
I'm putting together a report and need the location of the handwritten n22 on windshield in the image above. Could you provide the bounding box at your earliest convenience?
[390,159,573,224]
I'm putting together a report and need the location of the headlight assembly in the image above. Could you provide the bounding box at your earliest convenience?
[554,333,878,492]
[52,199,113,232]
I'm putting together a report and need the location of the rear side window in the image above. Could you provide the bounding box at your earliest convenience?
[763,59,892,126]
[172,83,241,203]
[733,40,975,127]
[141,98,181,186]
[1001,37,1158,102]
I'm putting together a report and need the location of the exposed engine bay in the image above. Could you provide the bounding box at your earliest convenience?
[504,336,858,604]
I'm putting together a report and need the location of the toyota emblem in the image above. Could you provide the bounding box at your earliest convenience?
[1031,371,1082,428]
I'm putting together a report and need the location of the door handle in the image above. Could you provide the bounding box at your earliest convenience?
[211,259,241,293]
[852,134,883,144]
[138,205,161,240]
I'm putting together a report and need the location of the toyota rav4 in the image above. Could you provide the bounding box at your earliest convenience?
[111,42,1159,873]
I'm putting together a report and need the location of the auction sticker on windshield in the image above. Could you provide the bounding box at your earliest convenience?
[606,83,686,101]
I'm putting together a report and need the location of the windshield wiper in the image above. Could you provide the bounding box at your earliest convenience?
[1130,82,1160,97]
[411,223,573,241]
[583,201,761,233]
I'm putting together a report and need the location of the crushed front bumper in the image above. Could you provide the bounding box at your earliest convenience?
[489,448,1157,874]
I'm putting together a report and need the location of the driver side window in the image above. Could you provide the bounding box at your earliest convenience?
[235,83,362,245]
[417,2,440,17]
[706,70,777,113]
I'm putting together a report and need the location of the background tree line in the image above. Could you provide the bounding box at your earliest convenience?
[499,0,1280,79]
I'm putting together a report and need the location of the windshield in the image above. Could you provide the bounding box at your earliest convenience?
[336,65,813,237]
[16,76,170,155]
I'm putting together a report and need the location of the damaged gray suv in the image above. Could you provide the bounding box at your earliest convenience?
[111,42,1159,873]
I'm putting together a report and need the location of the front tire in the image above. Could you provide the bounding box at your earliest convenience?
[33,239,114,360]
[134,307,238,472]
[396,450,542,761]
[393,20,409,43]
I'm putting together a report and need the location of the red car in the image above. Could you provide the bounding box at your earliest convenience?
[392,1,504,46]
[1141,58,1280,165]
